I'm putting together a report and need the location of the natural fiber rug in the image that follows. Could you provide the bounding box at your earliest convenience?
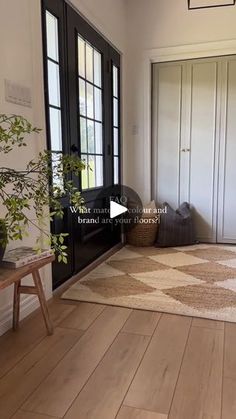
[61,244,236,323]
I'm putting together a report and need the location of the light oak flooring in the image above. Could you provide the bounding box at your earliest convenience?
[0,298,235,419]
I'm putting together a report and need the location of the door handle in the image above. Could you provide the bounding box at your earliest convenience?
[181,148,191,152]
[71,144,79,153]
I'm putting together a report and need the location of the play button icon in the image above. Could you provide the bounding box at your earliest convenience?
[94,184,143,231]
[110,200,128,219]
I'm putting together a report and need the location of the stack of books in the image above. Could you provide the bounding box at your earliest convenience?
[0,246,53,269]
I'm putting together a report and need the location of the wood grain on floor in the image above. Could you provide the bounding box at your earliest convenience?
[222,322,236,419]
[12,411,59,419]
[122,310,161,336]
[0,302,76,379]
[117,406,168,419]
[192,317,224,330]
[169,325,224,419]
[59,302,105,330]
[0,298,232,419]
[124,314,191,415]
[0,327,82,419]
[64,332,149,419]
[22,306,131,417]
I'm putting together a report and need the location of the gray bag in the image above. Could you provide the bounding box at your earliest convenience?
[155,202,197,248]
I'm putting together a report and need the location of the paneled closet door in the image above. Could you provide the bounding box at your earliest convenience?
[217,57,236,243]
[152,62,184,209]
[152,58,221,243]
[184,59,221,242]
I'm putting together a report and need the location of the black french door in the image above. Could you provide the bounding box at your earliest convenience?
[42,0,121,288]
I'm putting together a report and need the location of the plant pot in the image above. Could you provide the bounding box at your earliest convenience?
[0,219,7,262]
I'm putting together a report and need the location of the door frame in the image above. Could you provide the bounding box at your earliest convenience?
[143,39,236,203]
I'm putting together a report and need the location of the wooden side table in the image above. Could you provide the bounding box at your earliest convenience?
[0,255,55,335]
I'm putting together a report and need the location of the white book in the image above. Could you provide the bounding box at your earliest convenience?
[1,246,53,269]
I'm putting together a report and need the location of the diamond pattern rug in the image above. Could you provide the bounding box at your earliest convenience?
[61,244,236,323]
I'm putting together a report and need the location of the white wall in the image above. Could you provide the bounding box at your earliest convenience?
[0,0,49,335]
[124,0,236,202]
[0,0,126,335]
[70,0,127,51]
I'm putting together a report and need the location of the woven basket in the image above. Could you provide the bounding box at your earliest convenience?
[126,215,159,247]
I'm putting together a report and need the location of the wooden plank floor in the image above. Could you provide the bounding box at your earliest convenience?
[0,298,234,419]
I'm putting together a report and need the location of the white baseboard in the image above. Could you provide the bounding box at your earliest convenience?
[0,295,40,336]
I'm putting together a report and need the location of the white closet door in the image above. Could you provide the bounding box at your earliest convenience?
[217,58,236,243]
[186,60,219,242]
[153,57,236,244]
[152,63,183,208]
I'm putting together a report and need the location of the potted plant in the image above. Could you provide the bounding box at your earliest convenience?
[0,114,85,263]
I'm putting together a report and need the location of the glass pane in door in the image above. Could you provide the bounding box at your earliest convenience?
[78,36,85,78]
[86,44,94,83]
[94,51,102,87]
[112,65,120,184]
[49,107,62,150]
[46,11,59,61]
[78,36,104,190]
[45,10,63,190]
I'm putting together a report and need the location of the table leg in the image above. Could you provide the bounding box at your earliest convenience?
[32,269,53,335]
[13,280,21,331]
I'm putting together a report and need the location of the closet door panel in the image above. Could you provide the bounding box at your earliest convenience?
[153,64,182,208]
[188,61,218,242]
[218,59,236,243]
